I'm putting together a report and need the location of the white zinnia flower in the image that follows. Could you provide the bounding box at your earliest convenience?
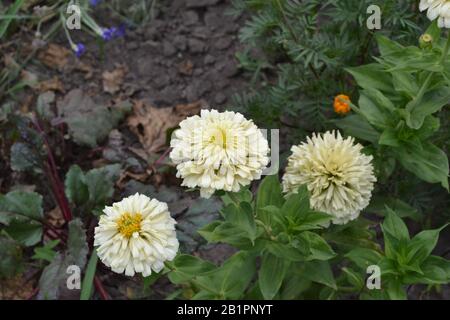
[420,0,450,28]
[170,109,270,198]
[282,131,376,225]
[94,193,179,277]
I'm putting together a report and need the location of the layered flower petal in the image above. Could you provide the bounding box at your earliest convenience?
[170,109,270,198]
[94,193,179,277]
[282,131,376,225]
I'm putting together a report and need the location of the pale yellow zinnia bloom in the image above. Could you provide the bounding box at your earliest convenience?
[170,109,270,198]
[282,131,376,225]
[94,193,179,277]
[420,0,450,28]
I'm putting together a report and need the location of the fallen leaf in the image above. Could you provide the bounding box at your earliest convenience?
[117,171,149,189]
[178,60,194,76]
[38,76,64,93]
[102,64,128,94]
[127,100,204,155]
[75,61,94,79]
[38,44,70,70]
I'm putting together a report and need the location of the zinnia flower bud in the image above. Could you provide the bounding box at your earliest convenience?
[419,33,433,48]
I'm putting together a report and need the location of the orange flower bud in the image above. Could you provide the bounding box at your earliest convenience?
[334,94,351,115]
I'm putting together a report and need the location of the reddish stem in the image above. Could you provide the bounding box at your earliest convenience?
[94,276,110,300]
[152,147,172,169]
[26,287,39,300]
[31,116,111,300]
[32,118,72,221]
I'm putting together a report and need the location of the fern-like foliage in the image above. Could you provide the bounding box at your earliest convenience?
[232,0,427,133]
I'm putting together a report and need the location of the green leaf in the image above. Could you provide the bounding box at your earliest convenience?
[345,248,383,269]
[298,231,336,261]
[4,219,42,246]
[405,87,450,129]
[303,260,337,290]
[198,221,254,248]
[291,211,332,232]
[406,224,448,265]
[357,91,391,129]
[221,188,253,207]
[393,141,449,190]
[367,196,422,221]
[195,251,256,299]
[342,267,364,290]
[67,219,88,269]
[256,175,284,225]
[381,208,410,260]
[0,235,23,277]
[403,255,450,285]
[392,71,419,98]
[281,185,310,221]
[58,89,130,147]
[37,220,88,299]
[80,252,98,300]
[32,240,59,262]
[258,252,289,300]
[425,20,441,43]
[376,34,404,56]
[347,64,394,93]
[65,165,89,206]
[386,278,407,300]
[0,190,43,221]
[333,114,380,144]
[379,128,401,147]
[85,164,121,209]
[265,238,309,262]
[10,142,41,172]
[37,253,68,299]
[168,254,216,284]
[381,207,410,242]
[222,202,257,243]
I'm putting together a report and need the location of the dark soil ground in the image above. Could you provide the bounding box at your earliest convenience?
[1,0,247,300]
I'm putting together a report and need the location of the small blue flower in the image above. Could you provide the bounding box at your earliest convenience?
[89,0,101,6]
[101,28,114,41]
[74,43,85,57]
[115,24,126,38]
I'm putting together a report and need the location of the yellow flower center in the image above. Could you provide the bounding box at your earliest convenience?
[116,212,142,238]
[209,127,228,149]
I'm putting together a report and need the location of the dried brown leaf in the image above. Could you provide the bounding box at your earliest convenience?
[37,44,70,70]
[102,64,128,94]
[127,100,204,155]
[38,76,64,93]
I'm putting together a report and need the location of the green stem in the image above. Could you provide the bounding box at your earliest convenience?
[409,33,450,111]
[440,31,450,64]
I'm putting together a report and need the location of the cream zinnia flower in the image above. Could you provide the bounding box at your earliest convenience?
[170,109,270,198]
[282,131,376,225]
[94,193,179,277]
[420,0,450,28]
